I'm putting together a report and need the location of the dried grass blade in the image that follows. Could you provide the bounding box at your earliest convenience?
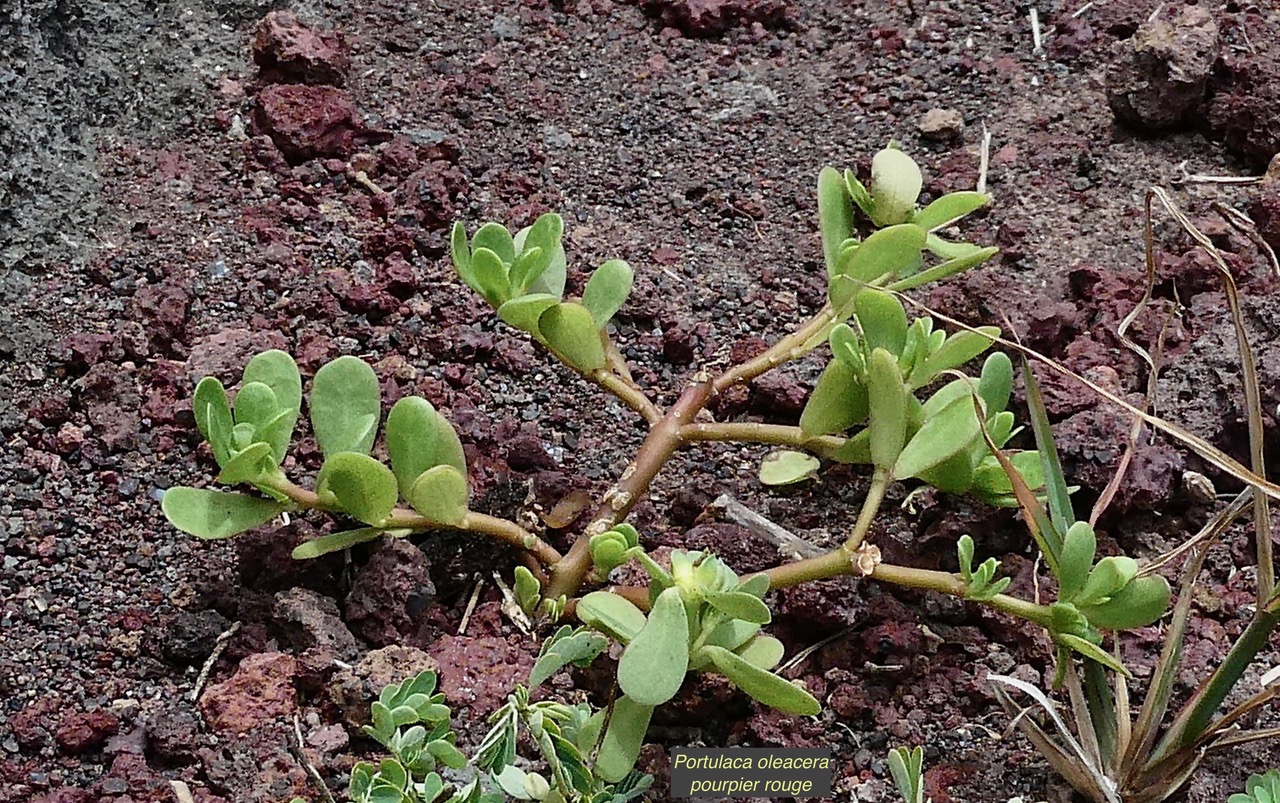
[1121,491,1249,777]
[1065,662,1104,770]
[989,673,1119,803]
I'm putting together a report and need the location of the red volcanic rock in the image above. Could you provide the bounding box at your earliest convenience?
[252,11,349,86]
[254,84,365,163]
[199,652,299,734]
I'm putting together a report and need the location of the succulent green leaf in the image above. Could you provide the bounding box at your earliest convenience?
[590,532,630,574]
[539,302,607,372]
[705,591,772,625]
[161,487,285,540]
[526,244,567,298]
[193,377,234,467]
[800,359,867,437]
[913,191,989,231]
[870,147,923,226]
[1078,575,1171,630]
[311,356,381,457]
[582,259,633,328]
[470,247,511,307]
[497,293,559,335]
[471,222,516,265]
[529,627,609,689]
[915,450,976,495]
[385,397,467,498]
[511,213,564,295]
[704,619,761,653]
[818,167,855,278]
[242,350,301,460]
[911,327,1000,388]
[577,591,647,643]
[506,246,545,298]
[449,222,476,291]
[406,465,469,525]
[867,348,908,470]
[887,246,999,293]
[233,381,279,433]
[735,635,785,671]
[1057,633,1130,677]
[595,696,653,783]
[703,645,820,715]
[617,587,690,706]
[978,353,1015,415]
[217,441,276,485]
[894,394,984,481]
[292,527,389,559]
[1076,556,1139,607]
[855,289,908,356]
[738,572,770,598]
[844,168,874,218]
[829,324,865,373]
[758,450,820,486]
[317,452,400,526]
[971,450,1044,504]
[1058,521,1097,601]
[840,223,926,284]
[513,565,540,614]
[888,746,925,803]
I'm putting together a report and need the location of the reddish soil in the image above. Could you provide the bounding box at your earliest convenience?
[3,1,1280,802]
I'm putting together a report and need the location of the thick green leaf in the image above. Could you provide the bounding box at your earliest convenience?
[514,565,540,614]
[1076,556,1139,607]
[844,168,874,219]
[894,394,984,481]
[242,350,302,463]
[735,636,785,671]
[497,293,559,335]
[840,223,926,284]
[978,352,1015,415]
[217,441,276,485]
[470,247,511,307]
[887,246,998,293]
[576,591,648,642]
[1057,633,1130,677]
[317,452,400,526]
[233,381,279,432]
[1058,521,1097,601]
[869,147,922,226]
[759,450,820,486]
[1079,575,1171,630]
[529,627,610,688]
[582,259,633,327]
[829,324,865,374]
[595,697,653,783]
[162,487,285,540]
[539,302,606,372]
[450,221,476,292]
[292,527,388,559]
[407,465,469,525]
[704,619,761,653]
[867,348,907,470]
[617,587,690,706]
[705,591,772,624]
[915,450,976,495]
[511,213,564,294]
[800,360,867,437]
[703,645,820,715]
[912,191,989,231]
[911,327,999,388]
[738,573,770,598]
[193,377,234,466]
[311,356,381,457]
[471,222,516,265]
[525,241,567,298]
[855,289,908,356]
[385,397,467,497]
[818,167,855,278]
[506,246,545,299]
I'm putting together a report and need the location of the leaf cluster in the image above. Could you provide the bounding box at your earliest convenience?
[474,685,652,803]
[351,671,500,803]
[768,287,1042,504]
[567,549,818,779]
[162,351,473,558]
[451,214,633,373]
[1231,771,1280,803]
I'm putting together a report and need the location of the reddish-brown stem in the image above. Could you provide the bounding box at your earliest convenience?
[544,376,716,600]
[263,475,563,567]
[712,304,836,394]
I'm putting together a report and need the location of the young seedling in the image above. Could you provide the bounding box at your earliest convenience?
[888,746,927,803]
[1230,771,1280,803]
[350,670,501,803]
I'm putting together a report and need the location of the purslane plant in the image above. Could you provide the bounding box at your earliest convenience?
[162,146,1176,785]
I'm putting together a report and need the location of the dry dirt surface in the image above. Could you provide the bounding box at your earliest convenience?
[3,0,1280,801]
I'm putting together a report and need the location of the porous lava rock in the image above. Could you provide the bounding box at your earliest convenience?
[252,11,349,86]
[1106,5,1219,131]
